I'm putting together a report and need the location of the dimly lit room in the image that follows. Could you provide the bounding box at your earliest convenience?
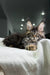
[0,0,50,75]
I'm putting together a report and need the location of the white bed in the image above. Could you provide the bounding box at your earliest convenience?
[0,38,50,75]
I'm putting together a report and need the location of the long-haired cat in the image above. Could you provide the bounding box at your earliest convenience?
[3,20,45,51]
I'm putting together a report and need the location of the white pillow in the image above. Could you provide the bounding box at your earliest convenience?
[0,38,6,47]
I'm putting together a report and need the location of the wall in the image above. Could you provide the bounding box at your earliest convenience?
[7,20,14,35]
[0,19,7,37]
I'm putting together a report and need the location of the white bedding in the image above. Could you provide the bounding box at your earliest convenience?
[0,38,50,75]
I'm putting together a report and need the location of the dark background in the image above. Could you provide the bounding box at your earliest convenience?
[0,0,50,37]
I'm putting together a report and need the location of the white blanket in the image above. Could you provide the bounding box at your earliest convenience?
[0,38,50,75]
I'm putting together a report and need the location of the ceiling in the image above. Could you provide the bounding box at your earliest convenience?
[0,0,49,17]
[0,5,6,19]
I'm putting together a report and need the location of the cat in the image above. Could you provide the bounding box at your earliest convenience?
[3,20,45,51]
[22,21,45,50]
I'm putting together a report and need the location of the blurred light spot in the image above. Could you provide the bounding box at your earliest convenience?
[33,23,35,26]
[21,24,23,27]
[41,11,45,15]
[20,27,23,30]
[21,18,25,21]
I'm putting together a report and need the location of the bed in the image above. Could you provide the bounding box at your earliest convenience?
[0,38,50,75]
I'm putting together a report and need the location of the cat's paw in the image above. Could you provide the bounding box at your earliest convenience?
[25,44,37,51]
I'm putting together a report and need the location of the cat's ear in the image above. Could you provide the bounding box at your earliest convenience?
[38,22,45,32]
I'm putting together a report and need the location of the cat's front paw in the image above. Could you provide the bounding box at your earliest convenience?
[25,44,37,51]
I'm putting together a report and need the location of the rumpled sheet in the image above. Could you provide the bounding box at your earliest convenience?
[0,38,50,75]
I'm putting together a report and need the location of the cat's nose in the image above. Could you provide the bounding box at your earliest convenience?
[33,35,36,38]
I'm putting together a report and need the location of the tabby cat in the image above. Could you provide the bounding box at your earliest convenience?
[3,21,45,50]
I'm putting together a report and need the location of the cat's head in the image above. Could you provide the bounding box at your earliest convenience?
[22,20,45,50]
